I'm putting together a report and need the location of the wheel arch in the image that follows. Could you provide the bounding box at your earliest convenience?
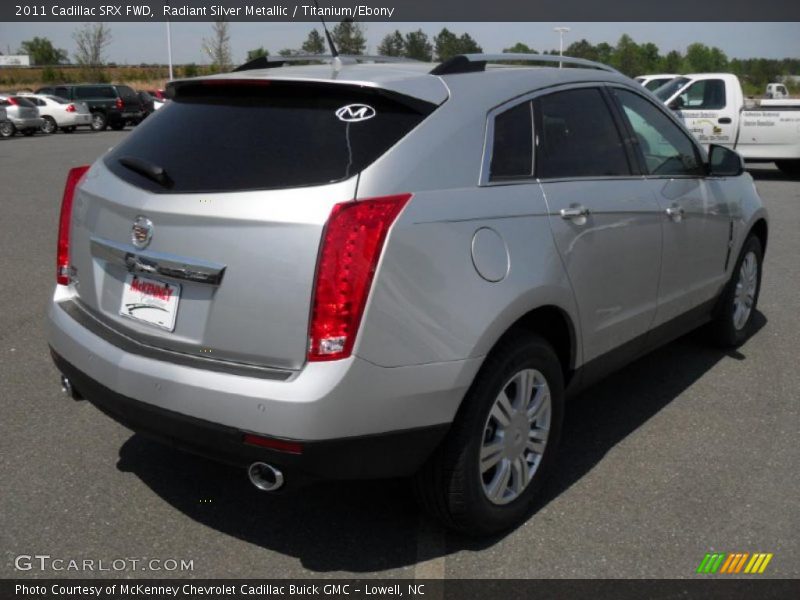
[748,217,768,254]
[486,304,577,387]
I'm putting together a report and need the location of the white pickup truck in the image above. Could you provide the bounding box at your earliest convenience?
[653,73,800,176]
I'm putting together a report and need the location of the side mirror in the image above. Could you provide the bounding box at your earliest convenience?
[708,144,745,177]
[668,96,684,111]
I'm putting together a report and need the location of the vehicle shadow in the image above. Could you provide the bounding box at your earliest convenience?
[747,164,799,181]
[115,312,766,572]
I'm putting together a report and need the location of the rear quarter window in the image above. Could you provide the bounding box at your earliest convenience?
[104,81,435,193]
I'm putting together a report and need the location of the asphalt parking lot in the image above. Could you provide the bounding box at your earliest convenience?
[1,130,798,579]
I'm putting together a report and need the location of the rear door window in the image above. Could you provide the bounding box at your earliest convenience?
[75,86,115,99]
[490,101,534,181]
[104,81,435,193]
[534,88,631,179]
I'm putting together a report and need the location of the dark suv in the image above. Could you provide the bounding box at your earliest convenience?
[35,84,142,131]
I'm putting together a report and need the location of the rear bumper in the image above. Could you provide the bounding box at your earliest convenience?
[51,349,448,483]
[48,293,481,478]
[12,117,44,130]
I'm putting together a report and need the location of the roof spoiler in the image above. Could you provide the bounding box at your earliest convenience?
[430,54,619,76]
[233,54,421,73]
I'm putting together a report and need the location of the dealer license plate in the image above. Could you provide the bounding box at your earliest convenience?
[119,274,180,331]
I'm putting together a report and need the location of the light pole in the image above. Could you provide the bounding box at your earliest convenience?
[166,1,174,81]
[553,26,570,68]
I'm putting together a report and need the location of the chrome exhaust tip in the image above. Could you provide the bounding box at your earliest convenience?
[248,462,285,492]
[60,375,83,400]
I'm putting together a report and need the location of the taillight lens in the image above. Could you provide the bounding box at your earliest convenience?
[66,104,76,112]
[115,97,124,109]
[56,165,90,285]
[7,97,18,105]
[308,194,412,361]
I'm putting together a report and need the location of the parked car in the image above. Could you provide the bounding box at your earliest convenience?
[135,90,155,121]
[655,73,800,176]
[0,94,44,137]
[35,84,143,131]
[765,82,789,99]
[48,54,768,535]
[145,88,167,101]
[17,93,92,133]
[634,73,680,92]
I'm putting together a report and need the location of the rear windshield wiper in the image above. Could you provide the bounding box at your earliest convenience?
[118,156,174,189]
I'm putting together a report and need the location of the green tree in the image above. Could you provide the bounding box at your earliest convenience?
[457,33,482,54]
[565,39,597,61]
[610,34,643,77]
[433,28,459,61]
[594,42,614,65]
[404,30,433,61]
[332,21,366,55]
[433,28,482,61]
[378,30,405,57]
[503,42,537,54]
[661,50,683,73]
[301,29,326,54]
[246,47,268,61]
[19,37,68,65]
[640,42,661,74]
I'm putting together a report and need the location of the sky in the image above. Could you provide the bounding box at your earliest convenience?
[0,22,798,65]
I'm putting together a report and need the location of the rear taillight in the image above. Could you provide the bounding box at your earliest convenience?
[56,165,90,285]
[308,194,411,361]
[65,104,76,112]
[115,97,124,109]
[7,97,18,105]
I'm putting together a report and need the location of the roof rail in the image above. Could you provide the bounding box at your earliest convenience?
[430,54,619,76]
[233,54,420,73]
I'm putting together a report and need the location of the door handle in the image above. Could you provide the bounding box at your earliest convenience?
[718,117,732,124]
[560,206,590,220]
[665,205,685,222]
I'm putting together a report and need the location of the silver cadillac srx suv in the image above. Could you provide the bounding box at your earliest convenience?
[48,54,768,535]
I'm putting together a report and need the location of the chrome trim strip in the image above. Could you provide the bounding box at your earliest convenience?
[90,237,226,286]
[58,300,294,381]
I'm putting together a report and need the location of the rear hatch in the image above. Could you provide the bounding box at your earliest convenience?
[10,96,39,120]
[69,79,435,370]
[115,85,142,115]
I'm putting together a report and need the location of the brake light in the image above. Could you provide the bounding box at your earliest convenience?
[66,104,76,112]
[56,165,90,285]
[7,97,18,105]
[308,194,412,361]
[115,97,124,109]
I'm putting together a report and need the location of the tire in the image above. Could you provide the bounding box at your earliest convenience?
[0,121,16,137]
[110,122,125,131]
[62,126,76,134]
[41,116,58,134]
[413,333,564,536]
[90,112,107,131]
[775,160,800,178]
[710,235,764,347]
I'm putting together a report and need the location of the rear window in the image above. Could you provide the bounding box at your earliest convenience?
[105,81,435,193]
[116,85,138,100]
[75,86,115,99]
[11,96,36,108]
